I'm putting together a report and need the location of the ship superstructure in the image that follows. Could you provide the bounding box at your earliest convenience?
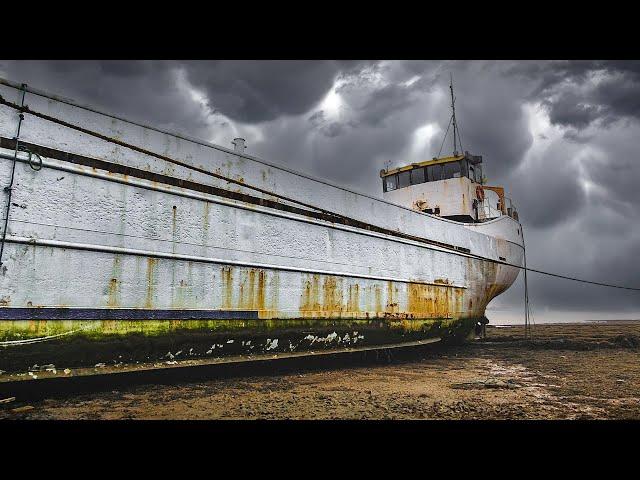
[381,75,519,225]
[380,152,518,223]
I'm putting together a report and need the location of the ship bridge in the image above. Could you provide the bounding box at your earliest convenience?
[380,152,519,223]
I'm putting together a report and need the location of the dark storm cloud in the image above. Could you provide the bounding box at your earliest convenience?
[309,120,415,184]
[508,60,640,131]
[0,60,212,138]
[307,110,353,138]
[454,83,532,176]
[592,73,640,124]
[183,60,367,124]
[509,148,587,229]
[542,91,602,130]
[1,59,639,318]
[335,69,438,128]
[0,60,369,135]
[351,83,414,126]
[580,130,640,218]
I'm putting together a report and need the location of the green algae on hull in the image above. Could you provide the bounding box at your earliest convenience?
[0,317,479,373]
[0,317,472,342]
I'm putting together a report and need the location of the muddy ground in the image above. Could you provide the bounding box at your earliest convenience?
[3,321,640,420]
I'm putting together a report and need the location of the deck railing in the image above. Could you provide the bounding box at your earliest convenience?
[477,195,519,222]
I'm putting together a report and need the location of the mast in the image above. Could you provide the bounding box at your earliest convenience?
[449,73,462,156]
[438,74,464,158]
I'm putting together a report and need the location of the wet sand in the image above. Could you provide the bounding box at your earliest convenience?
[4,321,640,420]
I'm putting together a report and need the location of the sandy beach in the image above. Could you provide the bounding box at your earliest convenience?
[3,321,640,420]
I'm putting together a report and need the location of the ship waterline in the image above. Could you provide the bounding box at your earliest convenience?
[0,78,523,370]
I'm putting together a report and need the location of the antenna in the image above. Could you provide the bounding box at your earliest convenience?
[450,74,457,155]
[437,74,464,158]
[449,73,463,156]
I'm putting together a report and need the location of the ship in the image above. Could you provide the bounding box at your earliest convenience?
[0,76,523,372]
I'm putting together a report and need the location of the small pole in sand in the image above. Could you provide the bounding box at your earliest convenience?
[522,228,531,340]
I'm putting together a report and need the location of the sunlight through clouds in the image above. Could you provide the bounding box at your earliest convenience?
[411,123,439,161]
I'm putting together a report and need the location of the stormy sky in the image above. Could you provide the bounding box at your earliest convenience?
[1,60,639,323]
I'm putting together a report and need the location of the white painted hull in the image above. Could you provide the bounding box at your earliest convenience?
[0,80,523,361]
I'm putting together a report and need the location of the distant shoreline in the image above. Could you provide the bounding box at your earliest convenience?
[491,319,640,327]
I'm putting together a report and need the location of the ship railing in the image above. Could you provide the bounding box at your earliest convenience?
[477,196,519,222]
[504,196,519,221]
[477,199,499,221]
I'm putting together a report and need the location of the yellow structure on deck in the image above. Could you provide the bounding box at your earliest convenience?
[380,155,467,178]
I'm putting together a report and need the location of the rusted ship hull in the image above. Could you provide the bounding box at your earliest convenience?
[0,78,523,372]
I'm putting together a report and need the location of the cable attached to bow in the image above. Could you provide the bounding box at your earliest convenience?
[0,84,28,267]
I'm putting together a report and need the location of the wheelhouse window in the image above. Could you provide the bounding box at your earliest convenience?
[384,174,398,192]
[427,164,443,182]
[443,161,461,179]
[411,167,426,185]
[460,159,469,178]
[398,170,411,189]
[383,159,479,192]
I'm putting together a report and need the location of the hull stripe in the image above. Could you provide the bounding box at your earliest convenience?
[0,307,259,320]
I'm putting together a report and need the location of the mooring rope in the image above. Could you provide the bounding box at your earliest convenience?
[0,84,27,267]
[0,326,88,347]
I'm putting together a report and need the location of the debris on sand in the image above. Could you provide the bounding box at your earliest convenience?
[611,334,640,348]
[11,405,34,414]
[451,378,522,390]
